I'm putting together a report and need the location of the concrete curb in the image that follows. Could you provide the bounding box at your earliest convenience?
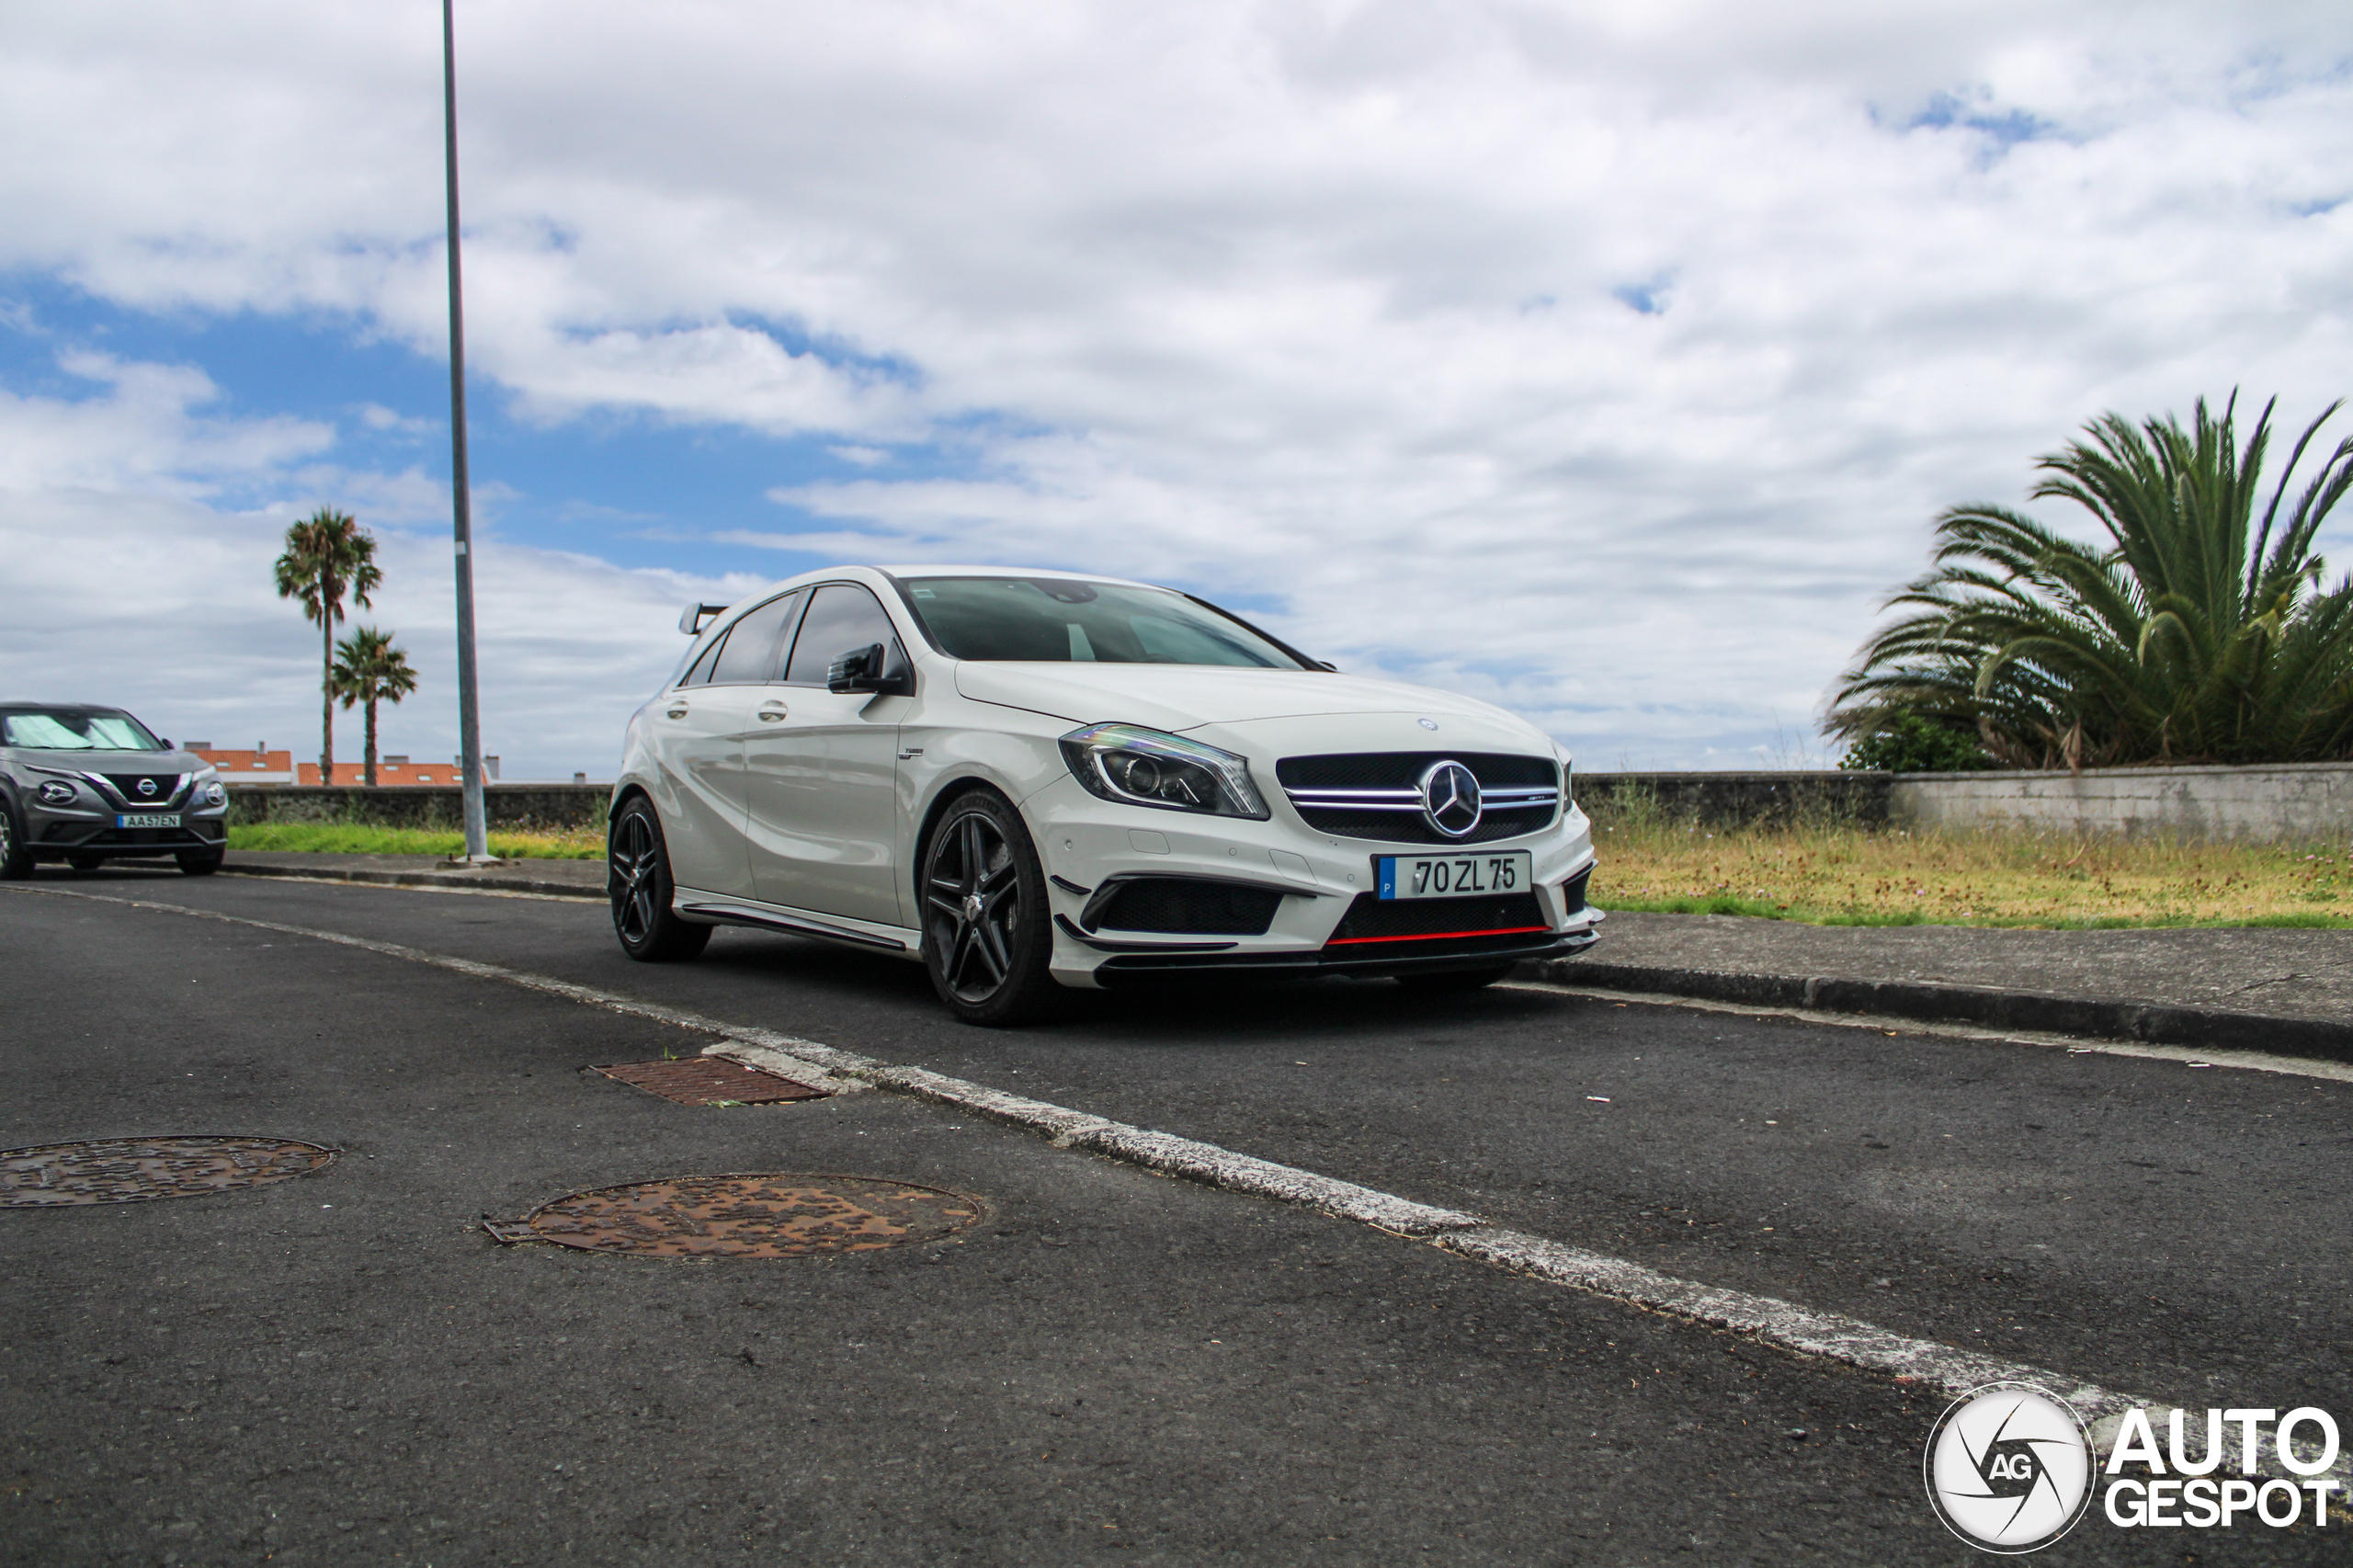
[1521,958,2352,1063]
[220,860,607,901]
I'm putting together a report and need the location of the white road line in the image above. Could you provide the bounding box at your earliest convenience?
[11,881,2345,1489]
[1506,979,2353,1085]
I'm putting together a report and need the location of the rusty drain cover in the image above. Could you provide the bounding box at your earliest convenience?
[1,1137,335,1208]
[593,1057,829,1106]
[485,1175,983,1257]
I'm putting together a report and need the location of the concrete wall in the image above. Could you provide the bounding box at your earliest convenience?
[1890,762,2353,842]
[1574,770,1891,828]
[228,784,610,832]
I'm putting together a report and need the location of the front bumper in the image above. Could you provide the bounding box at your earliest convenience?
[1021,773,1599,988]
[16,776,228,860]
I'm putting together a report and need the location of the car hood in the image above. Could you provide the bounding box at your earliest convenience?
[5,747,201,777]
[950,661,1524,733]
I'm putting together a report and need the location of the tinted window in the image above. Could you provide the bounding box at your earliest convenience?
[679,631,729,687]
[899,576,1305,668]
[710,592,805,684]
[784,584,904,686]
[1,710,165,750]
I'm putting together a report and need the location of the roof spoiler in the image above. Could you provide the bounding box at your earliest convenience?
[677,602,729,635]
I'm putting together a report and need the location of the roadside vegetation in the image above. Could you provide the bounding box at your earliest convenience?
[1586,790,2351,929]
[225,824,604,859]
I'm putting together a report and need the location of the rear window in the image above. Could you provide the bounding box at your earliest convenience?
[1,710,165,750]
[899,577,1305,668]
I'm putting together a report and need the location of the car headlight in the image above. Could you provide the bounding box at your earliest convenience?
[1059,723,1269,820]
[37,779,77,806]
[192,766,225,807]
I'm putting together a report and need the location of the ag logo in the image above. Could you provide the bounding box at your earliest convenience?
[1925,1381,2094,1553]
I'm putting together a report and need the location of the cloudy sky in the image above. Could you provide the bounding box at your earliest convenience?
[3,1,2348,778]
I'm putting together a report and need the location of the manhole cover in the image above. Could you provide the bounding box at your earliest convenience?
[1,1137,336,1208]
[593,1057,828,1105]
[486,1175,983,1257]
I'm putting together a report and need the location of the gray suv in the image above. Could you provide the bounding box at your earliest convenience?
[0,704,230,877]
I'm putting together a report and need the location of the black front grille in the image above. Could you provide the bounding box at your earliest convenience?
[100,773,182,804]
[1092,879,1282,936]
[1277,752,1555,789]
[1277,751,1559,844]
[1324,891,1547,945]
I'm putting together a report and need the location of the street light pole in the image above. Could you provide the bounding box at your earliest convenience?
[441,0,490,863]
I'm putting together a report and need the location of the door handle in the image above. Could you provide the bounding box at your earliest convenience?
[665,704,688,720]
[756,702,789,722]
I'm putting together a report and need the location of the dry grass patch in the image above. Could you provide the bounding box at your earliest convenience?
[1587,801,2353,928]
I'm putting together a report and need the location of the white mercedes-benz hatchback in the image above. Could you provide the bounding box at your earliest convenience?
[608,565,1599,1024]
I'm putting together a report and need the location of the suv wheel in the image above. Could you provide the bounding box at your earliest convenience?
[920,789,1062,1027]
[608,796,712,961]
[0,807,28,880]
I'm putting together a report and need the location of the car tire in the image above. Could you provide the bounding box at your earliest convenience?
[176,849,223,876]
[1395,963,1516,992]
[66,852,104,872]
[920,788,1063,1027]
[0,805,29,880]
[608,796,712,962]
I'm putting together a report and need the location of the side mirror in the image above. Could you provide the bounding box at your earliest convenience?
[827,642,914,697]
[158,738,174,749]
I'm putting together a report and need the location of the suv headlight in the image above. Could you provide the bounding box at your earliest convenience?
[1059,723,1269,819]
[37,779,77,806]
[193,766,226,807]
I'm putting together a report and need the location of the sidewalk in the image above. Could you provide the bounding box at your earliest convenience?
[1533,910,2352,1061]
[209,851,2350,1058]
[218,848,608,899]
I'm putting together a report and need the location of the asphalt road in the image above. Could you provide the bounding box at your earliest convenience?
[3,866,2345,1566]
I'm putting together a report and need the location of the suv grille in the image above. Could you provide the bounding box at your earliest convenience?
[98,773,186,805]
[1091,879,1282,936]
[1276,752,1559,845]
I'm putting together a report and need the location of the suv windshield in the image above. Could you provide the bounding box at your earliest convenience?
[900,577,1306,668]
[1,710,165,751]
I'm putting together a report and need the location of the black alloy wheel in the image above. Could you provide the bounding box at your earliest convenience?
[0,807,28,879]
[176,849,222,877]
[921,790,1061,1026]
[1395,963,1516,992]
[608,796,712,962]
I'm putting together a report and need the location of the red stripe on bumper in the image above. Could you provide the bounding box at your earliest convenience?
[1324,926,1551,947]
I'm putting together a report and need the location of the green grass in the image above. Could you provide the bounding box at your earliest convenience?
[226,823,605,859]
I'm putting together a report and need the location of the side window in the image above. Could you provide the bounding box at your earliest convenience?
[710,592,806,685]
[679,630,730,687]
[784,584,903,686]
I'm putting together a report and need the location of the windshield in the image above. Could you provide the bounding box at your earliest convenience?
[1,710,165,751]
[900,577,1307,668]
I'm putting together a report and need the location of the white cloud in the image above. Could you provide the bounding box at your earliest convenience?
[3,1,2351,765]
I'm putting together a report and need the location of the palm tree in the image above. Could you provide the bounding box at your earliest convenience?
[1828,394,2353,768]
[274,509,382,786]
[331,628,419,787]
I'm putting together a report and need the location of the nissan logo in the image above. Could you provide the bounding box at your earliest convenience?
[1417,759,1482,838]
[136,778,157,797]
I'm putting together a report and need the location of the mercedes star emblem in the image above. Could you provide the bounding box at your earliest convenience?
[1417,760,1483,838]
